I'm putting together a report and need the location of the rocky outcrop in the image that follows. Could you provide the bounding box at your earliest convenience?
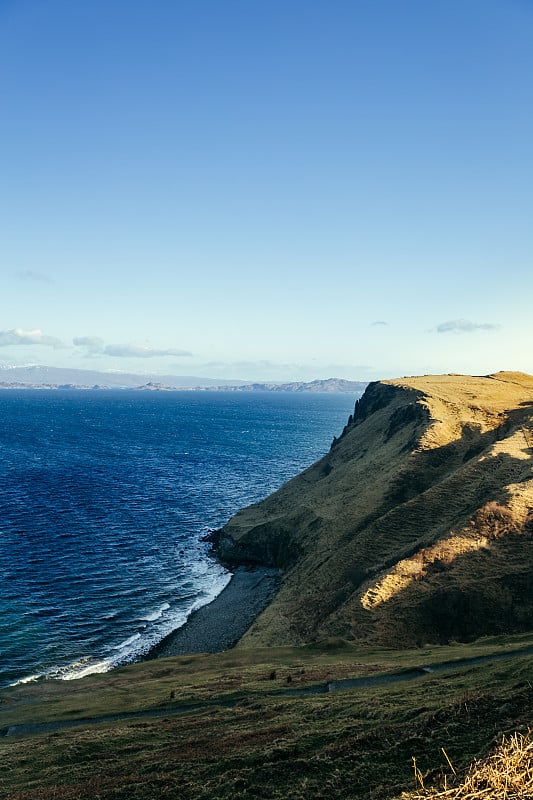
[218,372,533,649]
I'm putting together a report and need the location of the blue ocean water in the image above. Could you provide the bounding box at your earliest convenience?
[0,390,356,687]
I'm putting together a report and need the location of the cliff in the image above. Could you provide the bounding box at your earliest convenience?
[218,372,533,648]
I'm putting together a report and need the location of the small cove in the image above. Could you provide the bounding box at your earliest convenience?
[0,389,355,687]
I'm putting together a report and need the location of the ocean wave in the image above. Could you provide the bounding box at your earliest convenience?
[8,566,232,687]
[58,659,111,681]
[2,391,353,689]
[9,671,45,686]
[96,566,232,669]
[112,632,142,651]
[9,656,111,686]
[139,602,170,622]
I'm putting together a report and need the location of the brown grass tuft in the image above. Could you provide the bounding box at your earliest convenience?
[471,501,519,539]
[405,730,533,798]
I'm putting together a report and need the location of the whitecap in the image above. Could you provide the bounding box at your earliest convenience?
[9,672,43,686]
[112,632,141,651]
[98,565,232,669]
[8,657,111,686]
[139,602,170,622]
[9,563,232,686]
[60,659,111,681]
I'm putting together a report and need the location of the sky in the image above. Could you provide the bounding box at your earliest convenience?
[1,0,532,382]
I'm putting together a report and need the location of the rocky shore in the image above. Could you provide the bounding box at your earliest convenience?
[145,566,281,659]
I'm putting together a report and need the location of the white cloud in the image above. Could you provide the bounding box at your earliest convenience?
[103,343,192,358]
[73,337,192,358]
[371,320,388,326]
[17,269,53,283]
[0,328,63,348]
[436,319,500,334]
[73,336,105,354]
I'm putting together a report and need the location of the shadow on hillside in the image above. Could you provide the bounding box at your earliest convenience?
[344,399,533,644]
[343,400,533,550]
[372,516,533,646]
[392,403,531,501]
[225,392,532,647]
[298,403,533,644]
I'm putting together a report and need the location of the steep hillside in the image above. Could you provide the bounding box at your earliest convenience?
[217,372,533,648]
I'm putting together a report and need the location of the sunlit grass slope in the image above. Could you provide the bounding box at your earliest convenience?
[218,372,533,648]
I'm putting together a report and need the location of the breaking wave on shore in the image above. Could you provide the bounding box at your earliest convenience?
[0,389,355,687]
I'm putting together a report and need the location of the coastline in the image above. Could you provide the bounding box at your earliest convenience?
[145,566,281,659]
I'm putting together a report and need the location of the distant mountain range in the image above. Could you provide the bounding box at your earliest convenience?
[0,365,241,389]
[182,378,367,394]
[0,366,367,394]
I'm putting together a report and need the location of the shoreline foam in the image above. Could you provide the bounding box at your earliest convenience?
[6,566,233,688]
[145,566,281,659]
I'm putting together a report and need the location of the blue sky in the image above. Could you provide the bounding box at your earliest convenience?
[1,0,532,382]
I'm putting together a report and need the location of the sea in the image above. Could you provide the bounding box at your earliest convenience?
[0,389,357,688]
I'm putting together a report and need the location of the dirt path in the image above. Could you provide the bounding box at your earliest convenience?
[3,645,532,739]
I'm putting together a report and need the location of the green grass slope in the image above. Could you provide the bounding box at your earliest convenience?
[2,636,533,799]
[218,372,533,648]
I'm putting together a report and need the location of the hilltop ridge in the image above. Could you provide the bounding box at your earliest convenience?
[217,372,533,648]
[0,366,365,393]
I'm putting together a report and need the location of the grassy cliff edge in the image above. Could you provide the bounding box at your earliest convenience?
[217,372,533,648]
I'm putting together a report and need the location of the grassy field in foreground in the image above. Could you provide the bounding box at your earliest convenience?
[1,635,533,799]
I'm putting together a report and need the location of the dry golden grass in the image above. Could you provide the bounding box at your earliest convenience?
[217,372,533,649]
[404,730,533,799]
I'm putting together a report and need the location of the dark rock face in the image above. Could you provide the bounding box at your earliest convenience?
[332,382,425,450]
[217,512,319,569]
[385,402,428,442]
[217,529,300,569]
[352,382,398,425]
